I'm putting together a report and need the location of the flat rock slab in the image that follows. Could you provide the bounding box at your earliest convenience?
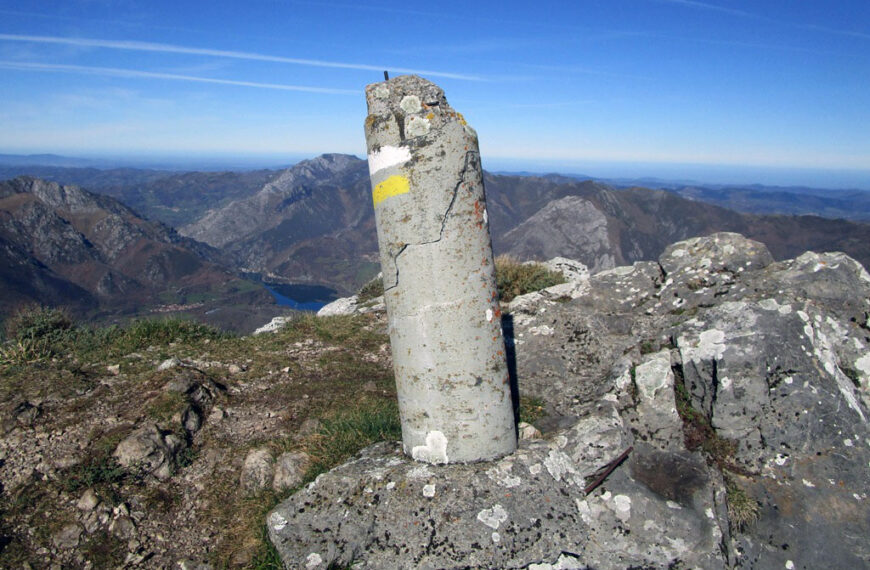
[268,410,727,570]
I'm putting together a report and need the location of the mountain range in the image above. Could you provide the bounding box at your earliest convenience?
[0,177,278,330]
[2,153,870,329]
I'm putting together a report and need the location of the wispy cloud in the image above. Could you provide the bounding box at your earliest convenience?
[797,24,870,41]
[0,61,358,94]
[655,1,870,41]
[655,0,758,19]
[0,33,483,81]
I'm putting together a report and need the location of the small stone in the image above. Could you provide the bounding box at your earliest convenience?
[362,381,377,392]
[227,364,243,375]
[157,358,181,371]
[273,452,311,492]
[208,407,225,422]
[109,515,136,538]
[76,489,100,512]
[241,448,273,492]
[518,422,542,440]
[52,523,83,549]
[107,364,120,375]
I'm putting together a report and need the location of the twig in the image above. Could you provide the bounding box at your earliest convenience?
[583,446,633,495]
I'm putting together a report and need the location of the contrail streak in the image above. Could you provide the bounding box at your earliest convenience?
[0,60,358,94]
[0,33,483,81]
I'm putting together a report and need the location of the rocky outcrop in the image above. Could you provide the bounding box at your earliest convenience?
[500,196,616,274]
[269,233,870,569]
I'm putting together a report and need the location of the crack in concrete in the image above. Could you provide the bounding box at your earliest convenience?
[384,150,477,293]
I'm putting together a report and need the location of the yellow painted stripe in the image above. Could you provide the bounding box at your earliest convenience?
[373,175,410,206]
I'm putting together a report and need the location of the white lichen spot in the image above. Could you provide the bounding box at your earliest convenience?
[373,85,389,99]
[784,376,794,385]
[477,504,508,529]
[844,438,854,447]
[406,116,431,137]
[269,512,287,531]
[386,481,396,490]
[412,431,449,465]
[407,465,432,479]
[528,324,555,336]
[721,376,733,390]
[491,532,501,543]
[486,463,522,488]
[802,479,816,488]
[666,500,682,510]
[601,491,612,501]
[422,484,436,498]
[575,498,593,523]
[528,463,542,475]
[611,494,631,522]
[666,536,690,554]
[486,308,494,322]
[554,435,568,448]
[785,561,795,570]
[615,367,632,390]
[306,553,323,569]
[680,328,727,363]
[854,493,863,501]
[543,450,576,482]
[399,94,421,113]
[856,353,870,378]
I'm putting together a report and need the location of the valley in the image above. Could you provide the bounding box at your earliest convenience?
[2,153,870,333]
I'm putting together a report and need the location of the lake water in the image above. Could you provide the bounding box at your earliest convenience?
[263,282,339,311]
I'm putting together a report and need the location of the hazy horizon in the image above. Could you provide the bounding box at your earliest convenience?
[3,148,870,192]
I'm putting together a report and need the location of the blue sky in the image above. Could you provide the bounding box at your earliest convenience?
[0,0,868,187]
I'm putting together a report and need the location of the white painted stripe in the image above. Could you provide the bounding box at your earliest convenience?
[368,145,412,175]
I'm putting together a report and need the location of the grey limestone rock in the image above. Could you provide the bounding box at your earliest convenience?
[269,232,870,569]
[113,423,184,481]
[502,196,616,274]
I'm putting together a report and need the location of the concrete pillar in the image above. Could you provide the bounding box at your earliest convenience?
[364,75,516,464]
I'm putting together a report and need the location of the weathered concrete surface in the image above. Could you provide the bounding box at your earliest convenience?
[270,233,870,569]
[364,75,515,464]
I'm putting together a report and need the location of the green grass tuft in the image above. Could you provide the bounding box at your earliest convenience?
[726,477,760,530]
[357,275,385,303]
[304,400,402,481]
[495,255,565,303]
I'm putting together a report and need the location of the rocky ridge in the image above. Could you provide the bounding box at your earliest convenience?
[0,176,275,327]
[269,233,870,569]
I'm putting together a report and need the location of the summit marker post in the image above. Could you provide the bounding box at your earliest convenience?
[364,75,516,464]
